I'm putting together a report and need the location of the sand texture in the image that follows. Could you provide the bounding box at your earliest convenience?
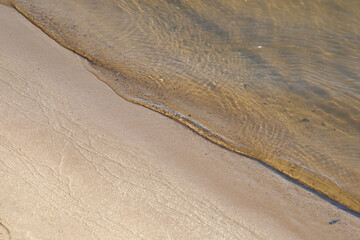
[0,5,359,240]
[9,0,360,212]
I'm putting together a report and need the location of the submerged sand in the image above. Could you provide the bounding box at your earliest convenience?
[0,5,359,240]
[9,0,360,211]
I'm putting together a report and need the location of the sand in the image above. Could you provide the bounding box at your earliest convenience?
[0,5,359,240]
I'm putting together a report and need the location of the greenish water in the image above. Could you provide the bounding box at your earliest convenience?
[7,0,360,212]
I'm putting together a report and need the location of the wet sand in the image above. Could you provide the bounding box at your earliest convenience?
[8,0,360,210]
[0,5,359,240]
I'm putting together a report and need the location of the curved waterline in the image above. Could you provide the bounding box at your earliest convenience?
[6,0,360,213]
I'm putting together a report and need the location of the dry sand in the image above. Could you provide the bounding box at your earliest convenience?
[0,5,359,240]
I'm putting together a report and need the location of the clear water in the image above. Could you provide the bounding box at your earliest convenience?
[9,0,360,212]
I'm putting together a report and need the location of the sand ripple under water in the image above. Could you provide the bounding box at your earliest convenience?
[6,0,360,212]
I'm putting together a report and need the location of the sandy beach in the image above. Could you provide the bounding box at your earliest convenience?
[0,5,359,240]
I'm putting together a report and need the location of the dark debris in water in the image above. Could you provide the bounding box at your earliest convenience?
[300,118,310,122]
[329,219,340,225]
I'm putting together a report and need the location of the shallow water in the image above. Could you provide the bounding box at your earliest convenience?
[7,0,360,212]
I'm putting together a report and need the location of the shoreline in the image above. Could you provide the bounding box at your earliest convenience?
[10,0,360,213]
[0,5,359,239]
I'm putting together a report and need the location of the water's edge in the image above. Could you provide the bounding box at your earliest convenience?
[7,2,360,214]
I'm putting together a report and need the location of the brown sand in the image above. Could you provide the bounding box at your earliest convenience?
[0,5,359,240]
